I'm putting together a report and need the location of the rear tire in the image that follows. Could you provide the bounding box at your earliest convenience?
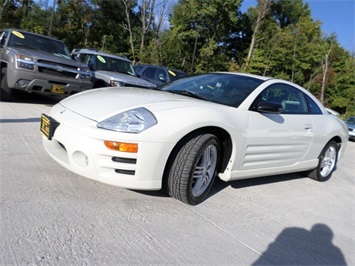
[0,67,12,101]
[167,133,220,205]
[308,141,338,182]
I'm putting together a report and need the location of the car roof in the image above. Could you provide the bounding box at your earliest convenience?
[216,72,271,81]
[72,48,131,62]
[134,64,187,74]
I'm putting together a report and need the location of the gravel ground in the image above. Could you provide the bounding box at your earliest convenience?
[1,96,354,265]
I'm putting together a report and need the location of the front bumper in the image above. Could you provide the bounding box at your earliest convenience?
[348,129,355,140]
[7,66,92,95]
[42,109,175,190]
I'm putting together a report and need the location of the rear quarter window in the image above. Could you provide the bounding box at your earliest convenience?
[305,94,322,114]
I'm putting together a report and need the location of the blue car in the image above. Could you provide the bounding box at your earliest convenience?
[345,116,355,141]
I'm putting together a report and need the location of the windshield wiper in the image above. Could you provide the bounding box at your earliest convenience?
[166,90,208,101]
[53,53,71,59]
[13,43,38,50]
[113,70,131,75]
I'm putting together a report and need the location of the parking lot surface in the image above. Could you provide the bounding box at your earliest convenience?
[1,94,354,265]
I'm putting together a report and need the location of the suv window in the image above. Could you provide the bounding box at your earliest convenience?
[77,53,135,76]
[0,30,8,46]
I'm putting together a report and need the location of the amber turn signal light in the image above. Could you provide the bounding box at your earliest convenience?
[104,141,138,153]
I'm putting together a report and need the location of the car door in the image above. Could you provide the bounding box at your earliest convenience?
[240,83,314,170]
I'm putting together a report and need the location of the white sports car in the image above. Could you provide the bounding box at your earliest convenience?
[41,72,349,205]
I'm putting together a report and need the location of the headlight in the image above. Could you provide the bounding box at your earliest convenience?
[16,54,35,70]
[79,69,92,79]
[110,80,125,87]
[97,107,157,133]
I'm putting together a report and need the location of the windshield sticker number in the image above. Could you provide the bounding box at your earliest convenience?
[12,31,25,39]
[168,70,176,76]
[97,55,106,63]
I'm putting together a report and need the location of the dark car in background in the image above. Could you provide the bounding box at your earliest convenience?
[134,64,187,86]
[344,116,355,141]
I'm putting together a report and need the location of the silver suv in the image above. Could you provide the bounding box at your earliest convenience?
[0,29,92,101]
[71,48,155,89]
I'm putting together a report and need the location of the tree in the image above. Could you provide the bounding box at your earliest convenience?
[138,0,156,55]
[244,0,270,72]
[122,0,137,63]
[167,0,241,73]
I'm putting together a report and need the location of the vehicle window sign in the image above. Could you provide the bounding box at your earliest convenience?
[97,55,106,63]
[12,31,25,39]
[168,70,176,76]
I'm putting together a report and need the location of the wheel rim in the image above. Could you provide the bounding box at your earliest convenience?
[319,146,337,177]
[192,144,218,198]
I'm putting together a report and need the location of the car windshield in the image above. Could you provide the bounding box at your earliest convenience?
[8,30,71,59]
[168,69,188,82]
[96,55,135,76]
[160,73,264,107]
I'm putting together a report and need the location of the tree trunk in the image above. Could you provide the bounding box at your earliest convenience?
[244,0,269,72]
[122,0,136,64]
[0,0,9,21]
[320,45,332,104]
[190,34,198,74]
[139,0,156,54]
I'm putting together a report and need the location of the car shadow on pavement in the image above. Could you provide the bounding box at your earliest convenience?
[251,223,347,265]
[209,172,306,199]
[0,117,41,123]
[3,90,63,105]
[135,173,306,202]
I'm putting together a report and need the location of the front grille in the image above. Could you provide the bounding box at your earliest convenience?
[126,83,152,89]
[115,169,135,175]
[112,157,136,164]
[37,60,78,79]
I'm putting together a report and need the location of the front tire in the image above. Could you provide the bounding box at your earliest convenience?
[167,133,220,205]
[0,67,12,101]
[308,140,339,182]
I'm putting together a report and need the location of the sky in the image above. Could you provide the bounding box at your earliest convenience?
[39,0,355,52]
[241,0,355,52]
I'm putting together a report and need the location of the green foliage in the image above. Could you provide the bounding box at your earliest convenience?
[0,0,353,116]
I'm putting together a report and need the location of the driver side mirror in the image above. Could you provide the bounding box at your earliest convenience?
[158,75,167,82]
[256,101,282,114]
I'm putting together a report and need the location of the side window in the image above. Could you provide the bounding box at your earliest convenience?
[75,53,88,64]
[142,67,157,79]
[305,94,322,114]
[156,68,167,81]
[257,83,308,114]
[134,65,143,73]
[0,30,8,46]
[86,55,96,70]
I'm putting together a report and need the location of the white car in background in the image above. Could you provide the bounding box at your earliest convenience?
[41,72,348,205]
[71,48,155,89]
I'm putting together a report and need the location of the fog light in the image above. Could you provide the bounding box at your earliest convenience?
[72,151,89,167]
[104,141,138,153]
[17,80,30,87]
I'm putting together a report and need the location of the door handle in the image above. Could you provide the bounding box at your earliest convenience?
[304,124,313,130]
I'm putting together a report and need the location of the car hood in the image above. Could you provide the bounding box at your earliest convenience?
[96,70,156,88]
[9,47,88,69]
[58,87,204,122]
